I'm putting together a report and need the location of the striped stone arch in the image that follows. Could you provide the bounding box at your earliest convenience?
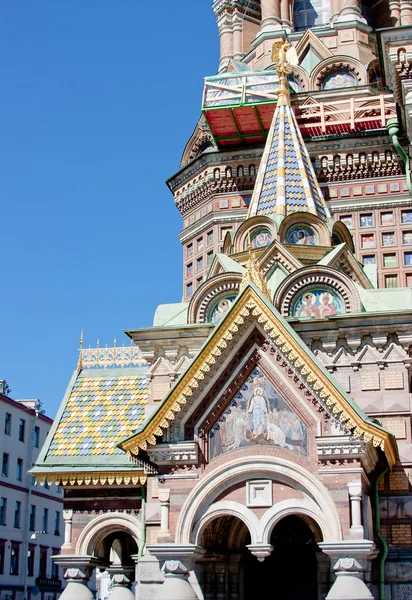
[274,266,362,317]
[187,273,242,324]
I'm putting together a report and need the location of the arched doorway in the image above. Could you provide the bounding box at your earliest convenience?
[200,514,324,600]
[244,515,321,600]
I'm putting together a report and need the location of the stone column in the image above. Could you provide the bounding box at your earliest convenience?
[280,0,292,30]
[401,1,412,24]
[158,488,170,534]
[228,553,241,600]
[146,544,206,600]
[52,555,104,600]
[389,0,401,24]
[320,541,378,600]
[335,0,367,24]
[261,0,282,32]
[330,0,340,23]
[232,12,245,61]
[218,13,233,72]
[107,567,135,600]
[63,509,73,547]
[348,482,364,536]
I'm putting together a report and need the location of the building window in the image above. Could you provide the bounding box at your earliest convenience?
[403,232,412,245]
[33,426,40,448]
[29,505,36,531]
[362,255,376,265]
[406,274,412,288]
[56,486,62,494]
[207,251,214,265]
[54,511,60,535]
[18,419,25,442]
[385,275,398,288]
[0,541,4,574]
[401,210,412,224]
[405,252,412,266]
[10,544,19,575]
[197,237,204,252]
[27,546,35,577]
[4,413,11,436]
[207,231,214,245]
[196,277,203,289]
[39,548,47,578]
[360,214,373,228]
[340,215,352,229]
[186,283,193,298]
[16,458,23,481]
[197,257,204,271]
[186,243,193,258]
[382,233,395,247]
[361,234,375,249]
[383,254,397,268]
[52,549,59,577]
[294,0,330,30]
[42,508,48,533]
[2,453,9,477]
[0,498,7,525]
[186,263,193,277]
[14,501,21,529]
[381,212,394,226]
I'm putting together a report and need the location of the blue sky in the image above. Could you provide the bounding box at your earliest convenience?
[0,2,219,416]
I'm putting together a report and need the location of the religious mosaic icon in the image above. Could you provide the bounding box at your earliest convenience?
[210,296,237,323]
[286,226,316,245]
[209,367,307,459]
[251,228,273,249]
[291,288,343,318]
[322,72,357,90]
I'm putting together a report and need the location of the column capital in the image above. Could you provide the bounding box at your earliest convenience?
[246,543,273,562]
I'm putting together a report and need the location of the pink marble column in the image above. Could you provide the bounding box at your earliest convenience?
[232,12,245,60]
[261,0,282,31]
[280,0,292,29]
[335,0,367,23]
[389,0,401,24]
[401,1,412,24]
[218,13,233,72]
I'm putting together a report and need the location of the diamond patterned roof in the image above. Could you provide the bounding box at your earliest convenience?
[248,102,331,220]
[47,375,148,458]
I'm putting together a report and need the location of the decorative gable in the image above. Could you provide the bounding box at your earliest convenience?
[119,285,396,467]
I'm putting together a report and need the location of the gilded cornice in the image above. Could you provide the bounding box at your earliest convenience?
[33,470,147,487]
[120,286,397,468]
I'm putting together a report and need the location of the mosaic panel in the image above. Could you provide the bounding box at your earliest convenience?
[291,288,344,318]
[210,295,237,324]
[209,367,307,459]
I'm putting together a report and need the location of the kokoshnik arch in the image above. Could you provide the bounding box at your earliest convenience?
[33,2,412,599]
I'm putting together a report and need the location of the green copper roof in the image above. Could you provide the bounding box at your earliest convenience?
[153,303,188,327]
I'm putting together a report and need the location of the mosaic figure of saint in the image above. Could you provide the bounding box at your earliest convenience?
[212,298,233,323]
[248,386,268,436]
[319,292,337,318]
[298,293,320,318]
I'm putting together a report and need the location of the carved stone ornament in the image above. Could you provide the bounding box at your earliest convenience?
[162,560,189,575]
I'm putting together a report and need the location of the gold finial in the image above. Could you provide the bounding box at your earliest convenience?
[77,329,84,371]
[240,244,271,299]
[271,40,298,106]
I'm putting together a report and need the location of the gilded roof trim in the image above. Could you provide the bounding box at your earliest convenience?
[119,285,397,468]
[33,470,147,486]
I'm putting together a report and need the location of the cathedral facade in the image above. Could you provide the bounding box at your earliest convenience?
[33,2,412,599]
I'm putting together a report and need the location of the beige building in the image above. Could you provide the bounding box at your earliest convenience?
[0,381,64,599]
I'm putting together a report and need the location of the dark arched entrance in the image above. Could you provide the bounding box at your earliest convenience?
[244,515,321,600]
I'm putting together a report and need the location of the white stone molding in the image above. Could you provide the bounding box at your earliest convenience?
[76,512,141,557]
[159,488,171,534]
[347,481,364,536]
[63,509,74,547]
[146,442,199,465]
[246,479,272,508]
[175,455,343,546]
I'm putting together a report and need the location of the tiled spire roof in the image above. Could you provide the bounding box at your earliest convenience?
[248,43,331,222]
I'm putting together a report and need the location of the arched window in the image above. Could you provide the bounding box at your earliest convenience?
[249,164,256,176]
[225,167,232,178]
[237,165,244,177]
[214,168,221,180]
[294,0,330,31]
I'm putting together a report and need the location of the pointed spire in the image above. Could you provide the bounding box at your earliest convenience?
[240,244,271,299]
[248,41,331,223]
[77,329,84,372]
